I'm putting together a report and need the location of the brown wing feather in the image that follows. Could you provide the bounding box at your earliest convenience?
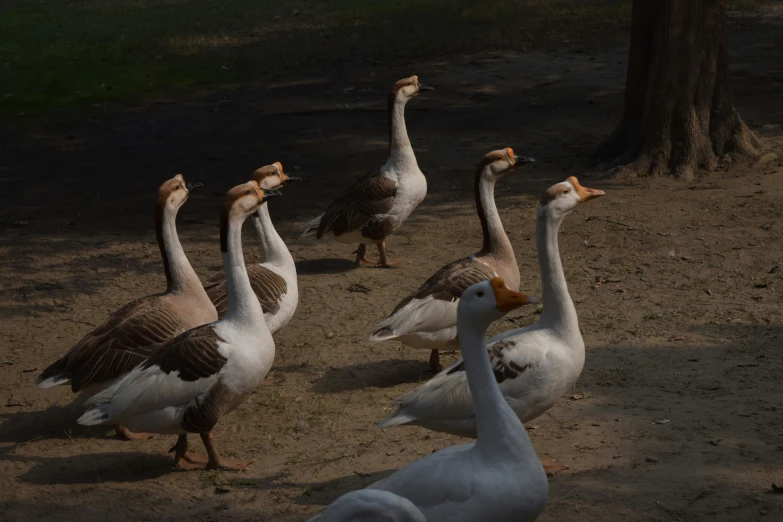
[141,326,226,382]
[204,266,287,318]
[38,296,184,392]
[391,257,497,314]
[317,169,397,240]
[181,379,233,433]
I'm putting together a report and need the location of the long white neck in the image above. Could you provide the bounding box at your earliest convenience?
[157,206,203,296]
[222,216,265,326]
[476,172,518,289]
[385,96,418,171]
[536,207,580,338]
[250,203,293,271]
[458,310,534,452]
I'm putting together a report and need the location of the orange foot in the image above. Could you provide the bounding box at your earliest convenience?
[357,257,378,267]
[541,459,569,477]
[374,260,406,269]
[174,452,208,470]
[206,457,254,472]
[116,425,153,441]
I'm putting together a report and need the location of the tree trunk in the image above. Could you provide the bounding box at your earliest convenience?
[596,0,766,179]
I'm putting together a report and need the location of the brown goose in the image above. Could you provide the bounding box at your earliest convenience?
[301,75,433,268]
[369,149,534,371]
[79,182,280,471]
[36,174,217,439]
[203,162,300,333]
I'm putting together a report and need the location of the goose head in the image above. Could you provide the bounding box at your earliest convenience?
[157,173,202,211]
[390,75,434,102]
[539,176,604,220]
[459,277,538,327]
[225,181,281,220]
[251,161,301,191]
[477,147,535,181]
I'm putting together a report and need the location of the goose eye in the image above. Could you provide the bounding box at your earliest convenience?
[562,189,570,195]
[476,290,485,297]
[244,190,250,195]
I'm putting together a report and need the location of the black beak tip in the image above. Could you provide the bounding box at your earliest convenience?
[419,84,435,92]
[286,176,303,182]
[514,156,535,165]
[263,189,283,200]
[186,181,204,190]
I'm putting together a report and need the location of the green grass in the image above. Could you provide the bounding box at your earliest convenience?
[0,0,768,118]
[0,0,638,118]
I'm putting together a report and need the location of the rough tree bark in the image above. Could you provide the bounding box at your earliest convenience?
[596,0,769,179]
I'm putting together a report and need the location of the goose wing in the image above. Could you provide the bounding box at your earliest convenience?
[37,296,183,391]
[316,169,398,239]
[204,265,287,318]
[81,325,227,423]
[380,332,547,428]
[370,257,496,340]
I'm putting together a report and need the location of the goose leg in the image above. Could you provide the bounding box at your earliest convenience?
[353,244,376,266]
[428,350,442,372]
[115,424,152,441]
[200,432,253,471]
[540,459,568,476]
[170,434,208,469]
[376,241,405,268]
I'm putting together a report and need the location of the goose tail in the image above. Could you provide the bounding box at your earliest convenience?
[77,405,110,426]
[301,214,323,238]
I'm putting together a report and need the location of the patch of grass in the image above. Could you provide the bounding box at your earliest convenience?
[0,0,633,119]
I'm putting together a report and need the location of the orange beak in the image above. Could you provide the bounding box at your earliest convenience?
[490,278,538,312]
[568,176,605,202]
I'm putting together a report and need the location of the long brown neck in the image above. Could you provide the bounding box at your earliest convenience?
[154,201,201,295]
[475,168,513,258]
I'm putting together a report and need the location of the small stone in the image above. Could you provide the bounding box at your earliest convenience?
[214,486,232,494]
[646,456,659,463]
[326,332,335,339]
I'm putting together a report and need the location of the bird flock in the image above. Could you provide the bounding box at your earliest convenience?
[35,75,606,522]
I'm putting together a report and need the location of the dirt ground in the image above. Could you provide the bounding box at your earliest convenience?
[2,8,783,522]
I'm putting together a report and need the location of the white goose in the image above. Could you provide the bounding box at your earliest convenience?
[369,148,534,371]
[379,177,604,473]
[78,182,280,470]
[36,174,217,440]
[368,278,546,522]
[301,75,433,268]
[204,162,299,333]
[308,490,426,522]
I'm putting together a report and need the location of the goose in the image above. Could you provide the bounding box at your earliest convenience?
[78,182,280,471]
[36,174,217,440]
[378,177,604,474]
[301,75,433,268]
[369,148,534,371]
[203,162,300,333]
[308,490,426,522]
[368,278,546,522]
